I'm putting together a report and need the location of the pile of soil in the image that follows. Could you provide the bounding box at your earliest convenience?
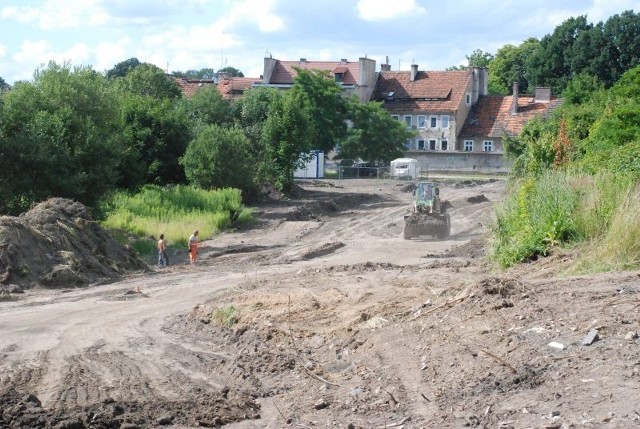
[0,198,147,291]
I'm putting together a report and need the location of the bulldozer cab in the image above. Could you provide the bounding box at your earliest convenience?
[414,181,440,213]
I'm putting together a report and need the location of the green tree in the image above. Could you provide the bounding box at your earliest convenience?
[261,89,312,190]
[106,57,141,78]
[602,11,640,86]
[290,68,347,153]
[218,66,244,77]
[448,49,494,70]
[0,62,122,214]
[339,98,414,164]
[488,39,539,95]
[118,94,190,188]
[111,63,190,188]
[179,84,231,129]
[116,63,182,100]
[232,87,285,183]
[181,125,256,197]
[580,66,640,163]
[172,68,217,79]
[526,16,593,94]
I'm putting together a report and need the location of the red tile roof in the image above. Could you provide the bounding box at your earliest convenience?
[173,76,260,100]
[459,95,563,138]
[372,70,472,113]
[174,78,216,98]
[217,77,259,100]
[270,60,359,85]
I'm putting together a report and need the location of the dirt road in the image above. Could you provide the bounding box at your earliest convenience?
[1,178,639,428]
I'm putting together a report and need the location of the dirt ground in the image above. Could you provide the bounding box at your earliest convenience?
[1,178,639,429]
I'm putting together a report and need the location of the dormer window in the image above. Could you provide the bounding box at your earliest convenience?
[387,91,395,101]
[333,66,348,83]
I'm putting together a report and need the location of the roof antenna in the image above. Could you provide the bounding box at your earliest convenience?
[220,31,224,70]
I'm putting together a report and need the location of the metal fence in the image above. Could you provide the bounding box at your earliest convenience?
[337,166,390,179]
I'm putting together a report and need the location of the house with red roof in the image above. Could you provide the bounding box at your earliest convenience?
[458,83,562,154]
[373,65,561,173]
[259,56,377,103]
[372,65,486,153]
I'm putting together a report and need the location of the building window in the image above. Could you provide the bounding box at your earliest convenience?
[405,139,413,149]
[404,115,412,128]
[391,114,400,121]
[417,115,427,129]
[428,139,437,151]
[464,140,474,152]
[441,140,448,151]
[466,93,471,105]
[429,116,438,128]
[483,140,494,152]
[441,115,450,129]
[335,73,344,82]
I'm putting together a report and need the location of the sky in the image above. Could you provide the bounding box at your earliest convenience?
[1,0,639,85]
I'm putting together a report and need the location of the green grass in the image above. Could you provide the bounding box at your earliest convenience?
[490,171,640,271]
[210,305,238,328]
[101,185,253,248]
[574,183,640,272]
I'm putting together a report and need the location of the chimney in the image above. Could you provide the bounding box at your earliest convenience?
[340,58,348,64]
[535,87,551,103]
[380,63,391,72]
[511,81,519,115]
[410,64,418,82]
[300,58,307,63]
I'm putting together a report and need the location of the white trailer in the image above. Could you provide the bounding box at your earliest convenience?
[294,151,325,178]
[390,158,419,180]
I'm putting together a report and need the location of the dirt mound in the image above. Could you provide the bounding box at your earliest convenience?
[0,198,147,290]
[442,237,487,259]
[467,193,489,203]
[287,194,384,221]
[0,386,259,428]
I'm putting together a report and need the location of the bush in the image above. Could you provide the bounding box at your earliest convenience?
[181,125,258,200]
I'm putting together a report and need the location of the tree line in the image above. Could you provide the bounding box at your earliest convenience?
[0,60,412,215]
[450,10,640,96]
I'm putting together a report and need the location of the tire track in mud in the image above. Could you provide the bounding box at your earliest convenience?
[1,351,49,392]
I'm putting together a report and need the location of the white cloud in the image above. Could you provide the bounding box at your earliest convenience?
[13,39,54,63]
[0,44,6,59]
[222,0,284,33]
[13,39,92,73]
[1,5,41,23]
[587,0,640,22]
[356,0,425,21]
[94,39,133,72]
[1,0,108,30]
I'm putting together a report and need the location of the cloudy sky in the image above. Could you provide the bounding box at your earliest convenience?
[1,0,638,84]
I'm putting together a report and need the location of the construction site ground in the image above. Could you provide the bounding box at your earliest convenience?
[1,178,639,429]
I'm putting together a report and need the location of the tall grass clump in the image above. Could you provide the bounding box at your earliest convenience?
[575,183,640,272]
[491,170,640,270]
[101,185,253,246]
[569,172,635,240]
[490,171,580,267]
